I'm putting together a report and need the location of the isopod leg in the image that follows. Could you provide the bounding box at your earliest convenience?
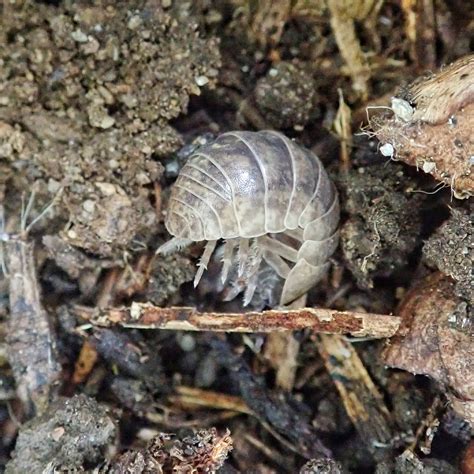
[258,235,298,262]
[243,271,259,306]
[194,240,217,287]
[156,237,193,255]
[0,206,8,276]
[262,251,290,279]
[284,228,304,242]
[238,238,249,276]
[222,280,243,302]
[221,239,237,284]
[242,243,263,306]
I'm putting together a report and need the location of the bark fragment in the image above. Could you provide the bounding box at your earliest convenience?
[384,273,474,426]
[373,54,474,197]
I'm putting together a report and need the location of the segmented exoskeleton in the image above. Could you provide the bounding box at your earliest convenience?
[158,130,340,306]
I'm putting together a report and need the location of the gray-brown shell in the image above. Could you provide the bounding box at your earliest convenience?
[159,130,339,306]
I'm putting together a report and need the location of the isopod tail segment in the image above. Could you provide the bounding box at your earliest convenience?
[280,193,340,305]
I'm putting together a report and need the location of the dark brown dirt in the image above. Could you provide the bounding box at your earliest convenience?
[6,394,117,473]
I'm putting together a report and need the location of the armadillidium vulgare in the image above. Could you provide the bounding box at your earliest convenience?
[158,131,340,306]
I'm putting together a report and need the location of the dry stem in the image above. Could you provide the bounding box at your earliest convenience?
[73,302,400,338]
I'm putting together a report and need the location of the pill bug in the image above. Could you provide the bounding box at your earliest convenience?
[158,130,340,306]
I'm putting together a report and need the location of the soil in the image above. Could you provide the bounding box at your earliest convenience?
[0,1,472,472]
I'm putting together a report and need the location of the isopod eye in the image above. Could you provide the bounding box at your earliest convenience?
[166,212,190,239]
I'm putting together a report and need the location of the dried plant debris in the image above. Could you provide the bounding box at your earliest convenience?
[0,0,220,256]
[6,395,117,473]
[107,428,232,473]
[327,0,377,100]
[338,163,424,288]
[400,0,436,70]
[300,458,344,473]
[384,273,474,426]
[249,0,293,48]
[144,253,195,306]
[210,338,333,460]
[76,302,400,338]
[254,62,317,129]
[423,207,473,326]
[373,54,473,198]
[92,328,167,392]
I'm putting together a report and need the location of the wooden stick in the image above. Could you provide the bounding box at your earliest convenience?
[316,334,395,461]
[73,302,400,338]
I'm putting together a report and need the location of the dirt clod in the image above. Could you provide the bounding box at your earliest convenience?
[6,394,117,473]
[0,0,220,257]
[254,62,317,129]
[423,207,473,325]
[300,458,344,473]
[338,163,424,288]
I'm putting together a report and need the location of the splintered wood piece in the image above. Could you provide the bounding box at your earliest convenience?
[72,339,98,385]
[170,386,253,415]
[74,303,401,338]
[6,238,62,415]
[317,334,395,461]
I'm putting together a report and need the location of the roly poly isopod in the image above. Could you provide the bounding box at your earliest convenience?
[158,130,340,306]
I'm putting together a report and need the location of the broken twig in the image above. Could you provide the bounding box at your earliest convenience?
[317,334,395,461]
[73,302,400,338]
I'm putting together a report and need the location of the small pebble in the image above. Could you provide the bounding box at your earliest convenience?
[108,159,119,169]
[422,161,436,173]
[380,143,394,157]
[195,75,209,86]
[391,97,414,122]
[268,68,278,77]
[82,200,96,213]
[178,334,196,352]
[95,182,116,196]
[71,29,88,43]
[127,15,142,30]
